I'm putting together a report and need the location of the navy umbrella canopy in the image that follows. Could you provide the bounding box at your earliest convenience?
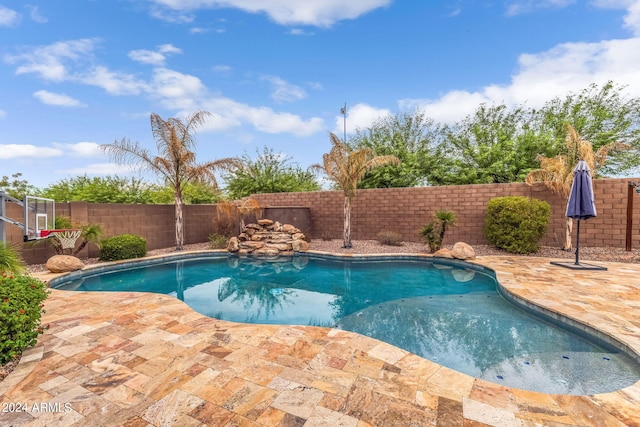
[551,160,606,270]
[566,160,597,220]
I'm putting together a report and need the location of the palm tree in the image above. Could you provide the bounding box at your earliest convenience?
[73,224,103,256]
[318,133,400,248]
[0,242,25,275]
[525,124,628,250]
[101,111,239,250]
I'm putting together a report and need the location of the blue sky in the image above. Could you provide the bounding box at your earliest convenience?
[1,0,639,190]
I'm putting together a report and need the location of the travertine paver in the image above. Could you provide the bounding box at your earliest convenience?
[0,253,639,426]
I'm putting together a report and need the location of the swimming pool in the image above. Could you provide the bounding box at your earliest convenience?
[49,253,640,395]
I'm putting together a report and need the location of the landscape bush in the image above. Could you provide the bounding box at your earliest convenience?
[419,210,456,252]
[209,233,228,249]
[99,234,147,261]
[0,242,26,275]
[0,274,49,364]
[376,230,404,246]
[484,196,550,254]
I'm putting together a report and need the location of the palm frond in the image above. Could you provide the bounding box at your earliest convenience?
[100,138,157,172]
[321,132,400,199]
[594,141,630,170]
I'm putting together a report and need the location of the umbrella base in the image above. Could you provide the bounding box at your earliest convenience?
[550,261,607,271]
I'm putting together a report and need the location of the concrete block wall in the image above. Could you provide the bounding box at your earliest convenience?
[4,177,639,265]
[6,202,219,264]
[252,178,640,249]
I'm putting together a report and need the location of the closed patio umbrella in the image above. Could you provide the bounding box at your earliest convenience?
[551,160,607,270]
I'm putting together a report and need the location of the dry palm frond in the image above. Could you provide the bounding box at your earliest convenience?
[237,198,263,218]
[321,132,400,199]
[525,124,629,197]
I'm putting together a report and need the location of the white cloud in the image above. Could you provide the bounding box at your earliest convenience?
[151,68,206,110]
[288,28,314,36]
[148,0,391,27]
[129,44,182,66]
[333,103,391,134]
[0,144,62,159]
[199,98,325,136]
[26,5,47,23]
[158,44,182,54]
[4,38,98,82]
[592,0,640,35]
[149,7,194,23]
[241,107,324,135]
[0,109,6,119]
[399,36,640,124]
[33,90,86,107]
[52,142,102,157]
[79,65,149,95]
[261,75,306,102]
[0,5,20,26]
[190,26,210,34]
[6,39,325,138]
[505,0,575,16]
[128,49,166,65]
[212,65,232,73]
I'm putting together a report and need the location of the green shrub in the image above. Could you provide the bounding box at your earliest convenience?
[54,215,73,229]
[484,196,550,254]
[376,230,403,246]
[209,233,228,249]
[0,242,25,275]
[0,274,49,364]
[99,234,147,261]
[420,210,456,252]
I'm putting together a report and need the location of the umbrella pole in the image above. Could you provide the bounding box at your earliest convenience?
[575,219,581,265]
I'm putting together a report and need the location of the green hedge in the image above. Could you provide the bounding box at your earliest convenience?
[99,234,147,261]
[484,196,550,254]
[0,274,49,364]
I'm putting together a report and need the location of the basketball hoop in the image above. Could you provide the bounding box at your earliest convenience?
[41,229,82,250]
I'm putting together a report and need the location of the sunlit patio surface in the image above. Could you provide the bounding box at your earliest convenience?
[1,253,639,426]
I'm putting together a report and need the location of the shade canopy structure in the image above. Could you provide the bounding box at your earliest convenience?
[551,160,607,271]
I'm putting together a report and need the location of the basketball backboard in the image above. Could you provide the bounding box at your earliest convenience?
[24,195,55,241]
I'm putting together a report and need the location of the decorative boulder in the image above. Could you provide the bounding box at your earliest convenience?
[451,242,476,260]
[227,237,239,252]
[433,248,453,258]
[46,255,84,273]
[292,240,310,252]
[227,219,308,256]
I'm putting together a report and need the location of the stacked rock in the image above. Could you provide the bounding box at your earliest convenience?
[227,219,309,256]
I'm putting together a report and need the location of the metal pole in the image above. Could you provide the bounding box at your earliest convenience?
[0,192,6,244]
[342,102,347,143]
[626,183,634,251]
[575,219,581,265]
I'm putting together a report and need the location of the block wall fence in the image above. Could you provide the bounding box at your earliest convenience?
[251,178,640,250]
[5,177,640,264]
[6,202,218,265]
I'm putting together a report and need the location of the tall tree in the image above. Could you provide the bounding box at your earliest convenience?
[0,173,39,200]
[347,110,440,188]
[101,111,239,250]
[41,175,155,204]
[436,104,554,185]
[318,133,400,248]
[535,81,640,175]
[224,147,320,199]
[525,124,628,250]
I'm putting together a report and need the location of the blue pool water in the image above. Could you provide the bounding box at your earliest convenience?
[50,254,640,395]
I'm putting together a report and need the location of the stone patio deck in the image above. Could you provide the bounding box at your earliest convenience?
[1,254,639,426]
